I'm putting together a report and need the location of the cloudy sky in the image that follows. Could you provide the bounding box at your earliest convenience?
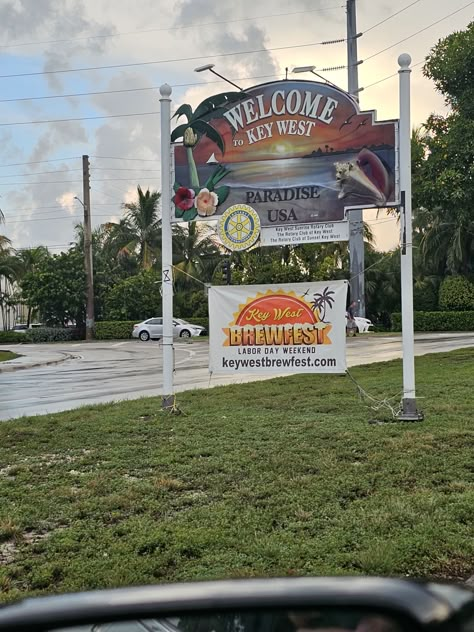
[0,0,472,253]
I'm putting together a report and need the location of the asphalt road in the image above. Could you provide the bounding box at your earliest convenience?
[0,333,473,420]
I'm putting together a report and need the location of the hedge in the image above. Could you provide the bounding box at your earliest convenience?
[391,311,474,332]
[0,331,28,344]
[438,276,474,311]
[27,327,78,343]
[0,327,82,343]
[94,321,136,340]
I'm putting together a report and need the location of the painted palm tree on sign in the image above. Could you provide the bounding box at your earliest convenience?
[171,91,244,221]
[311,287,336,323]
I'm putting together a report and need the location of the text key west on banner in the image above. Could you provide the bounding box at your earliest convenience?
[209,281,347,375]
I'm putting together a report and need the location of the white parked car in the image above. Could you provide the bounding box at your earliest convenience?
[345,314,374,333]
[11,323,42,333]
[132,318,206,341]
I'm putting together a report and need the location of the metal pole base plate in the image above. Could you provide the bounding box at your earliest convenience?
[397,398,424,422]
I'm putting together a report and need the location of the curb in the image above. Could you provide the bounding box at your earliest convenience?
[0,352,77,373]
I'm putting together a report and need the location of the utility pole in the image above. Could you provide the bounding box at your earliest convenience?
[82,155,95,341]
[346,0,365,318]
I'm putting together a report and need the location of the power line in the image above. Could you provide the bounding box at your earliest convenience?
[0,177,160,186]
[0,157,80,168]
[363,0,424,34]
[91,167,160,172]
[0,111,160,127]
[5,213,117,224]
[0,169,82,178]
[362,60,424,90]
[90,187,124,202]
[0,5,344,50]
[0,39,345,80]
[0,72,280,104]
[0,180,83,186]
[3,204,123,219]
[364,2,474,62]
[0,203,119,212]
[15,243,73,250]
[91,156,158,162]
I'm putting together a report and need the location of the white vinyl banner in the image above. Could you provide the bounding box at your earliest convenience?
[209,281,348,375]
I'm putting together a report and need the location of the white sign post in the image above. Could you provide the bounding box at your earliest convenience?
[397,54,423,421]
[160,84,175,410]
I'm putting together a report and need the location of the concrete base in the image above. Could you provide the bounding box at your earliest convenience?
[397,397,424,422]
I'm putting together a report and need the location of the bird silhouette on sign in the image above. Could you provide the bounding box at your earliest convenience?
[339,112,357,130]
[354,117,370,131]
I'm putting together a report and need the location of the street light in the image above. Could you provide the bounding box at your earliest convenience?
[194,63,243,91]
[292,65,342,91]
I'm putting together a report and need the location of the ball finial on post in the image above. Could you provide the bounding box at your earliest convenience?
[398,53,412,69]
[160,83,172,98]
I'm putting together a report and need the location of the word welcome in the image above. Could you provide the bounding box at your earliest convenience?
[223,90,340,133]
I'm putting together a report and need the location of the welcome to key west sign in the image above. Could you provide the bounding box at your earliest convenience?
[171,80,398,246]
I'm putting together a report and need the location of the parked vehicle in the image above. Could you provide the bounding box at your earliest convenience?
[11,323,42,333]
[132,318,206,341]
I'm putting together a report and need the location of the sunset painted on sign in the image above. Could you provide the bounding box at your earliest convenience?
[188,81,396,162]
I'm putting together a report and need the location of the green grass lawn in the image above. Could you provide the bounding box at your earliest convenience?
[0,350,19,363]
[1,349,473,602]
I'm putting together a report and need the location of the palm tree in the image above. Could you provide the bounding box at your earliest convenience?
[14,246,50,326]
[105,186,161,270]
[414,205,474,276]
[171,91,243,188]
[172,222,220,287]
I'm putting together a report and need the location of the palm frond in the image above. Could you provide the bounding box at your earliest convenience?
[191,120,225,153]
[173,104,193,122]
[171,123,191,143]
[193,92,245,121]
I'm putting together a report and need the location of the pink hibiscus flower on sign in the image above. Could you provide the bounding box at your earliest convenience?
[196,188,219,217]
[174,187,195,211]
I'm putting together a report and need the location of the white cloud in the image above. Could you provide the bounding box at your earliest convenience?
[57,191,77,214]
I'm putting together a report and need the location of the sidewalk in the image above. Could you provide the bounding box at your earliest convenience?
[0,346,76,373]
